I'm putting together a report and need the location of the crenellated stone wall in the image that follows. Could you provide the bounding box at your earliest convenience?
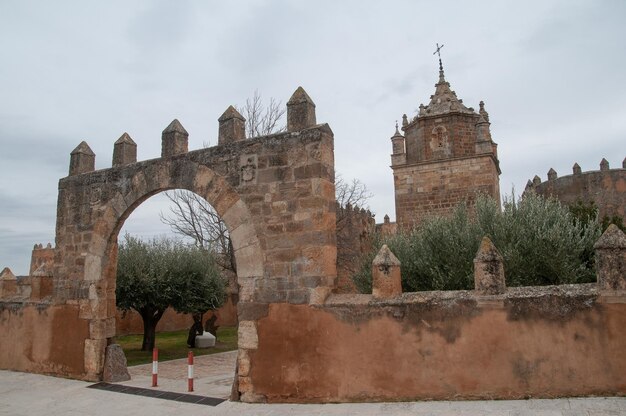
[335,203,376,293]
[0,88,338,401]
[526,157,626,220]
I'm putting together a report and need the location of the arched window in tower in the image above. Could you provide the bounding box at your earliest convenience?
[430,125,451,159]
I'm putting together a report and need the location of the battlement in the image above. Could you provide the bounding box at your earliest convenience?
[525,157,626,219]
[67,86,320,176]
[336,202,375,223]
[0,243,55,301]
[30,243,54,276]
[376,214,398,236]
[336,203,376,293]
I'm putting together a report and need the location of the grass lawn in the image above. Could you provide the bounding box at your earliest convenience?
[115,326,238,366]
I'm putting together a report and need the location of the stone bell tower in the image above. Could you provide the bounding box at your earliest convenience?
[390,54,501,228]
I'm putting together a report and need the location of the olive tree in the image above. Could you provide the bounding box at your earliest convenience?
[353,192,601,293]
[116,235,227,351]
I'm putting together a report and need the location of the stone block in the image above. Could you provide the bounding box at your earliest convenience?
[240,392,266,403]
[473,236,506,294]
[594,224,626,291]
[89,319,108,340]
[69,141,95,176]
[372,245,402,299]
[105,316,116,338]
[103,344,130,382]
[287,87,316,132]
[195,332,216,348]
[238,375,253,393]
[309,286,332,305]
[84,338,107,376]
[238,349,251,376]
[238,320,259,349]
[238,277,256,303]
[84,254,102,281]
[218,105,246,145]
[234,243,264,279]
[193,165,216,191]
[161,119,188,157]
[229,222,258,252]
[112,132,137,167]
[211,185,241,218]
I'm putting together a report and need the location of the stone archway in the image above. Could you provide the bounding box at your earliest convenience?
[50,91,337,400]
[56,161,264,379]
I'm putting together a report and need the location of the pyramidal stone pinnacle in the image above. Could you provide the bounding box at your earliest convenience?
[219,105,245,122]
[600,158,609,171]
[71,141,95,156]
[163,119,188,135]
[69,141,95,175]
[113,132,137,167]
[287,86,316,132]
[287,86,315,105]
[161,119,188,157]
[218,105,246,145]
[114,132,136,145]
[0,267,16,280]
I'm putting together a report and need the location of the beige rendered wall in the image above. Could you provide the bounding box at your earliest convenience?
[0,302,89,378]
[247,287,626,403]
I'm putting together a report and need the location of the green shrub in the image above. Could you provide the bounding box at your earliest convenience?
[353,192,601,293]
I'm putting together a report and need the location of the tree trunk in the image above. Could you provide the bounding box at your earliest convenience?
[228,239,237,274]
[139,307,165,351]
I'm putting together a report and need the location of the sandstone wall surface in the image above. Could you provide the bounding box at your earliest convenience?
[0,302,89,378]
[530,167,625,219]
[394,155,500,228]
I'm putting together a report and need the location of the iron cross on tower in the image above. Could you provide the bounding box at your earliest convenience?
[433,43,444,71]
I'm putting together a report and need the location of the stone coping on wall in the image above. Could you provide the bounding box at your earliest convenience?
[531,165,625,185]
[59,123,334,181]
[324,283,624,307]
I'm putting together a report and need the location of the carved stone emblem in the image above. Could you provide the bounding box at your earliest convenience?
[240,155,258,184]
[89,185,102,206]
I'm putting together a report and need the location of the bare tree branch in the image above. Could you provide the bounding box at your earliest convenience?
[160,190,234,273]
[161,91,287,275]
[237,90,286,138]
[335,173,373,209]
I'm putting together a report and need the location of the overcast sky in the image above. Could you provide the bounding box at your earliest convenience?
[1,0,625,275]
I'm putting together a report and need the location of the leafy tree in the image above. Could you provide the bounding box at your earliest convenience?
[353,192,601,293]
[116,235,227,351]
[568,199,625,232]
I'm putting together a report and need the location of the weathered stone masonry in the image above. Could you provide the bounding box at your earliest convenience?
[1,83,625,403]
[389,65,500,228]
[526,158,626,220]
[1,88,338,393]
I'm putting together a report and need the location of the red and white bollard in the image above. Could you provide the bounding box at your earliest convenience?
[187,351,194,392]
[152,348,158,387]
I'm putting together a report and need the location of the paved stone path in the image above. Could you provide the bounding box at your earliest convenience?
[1,365,625,415]
[120,350,237,398]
